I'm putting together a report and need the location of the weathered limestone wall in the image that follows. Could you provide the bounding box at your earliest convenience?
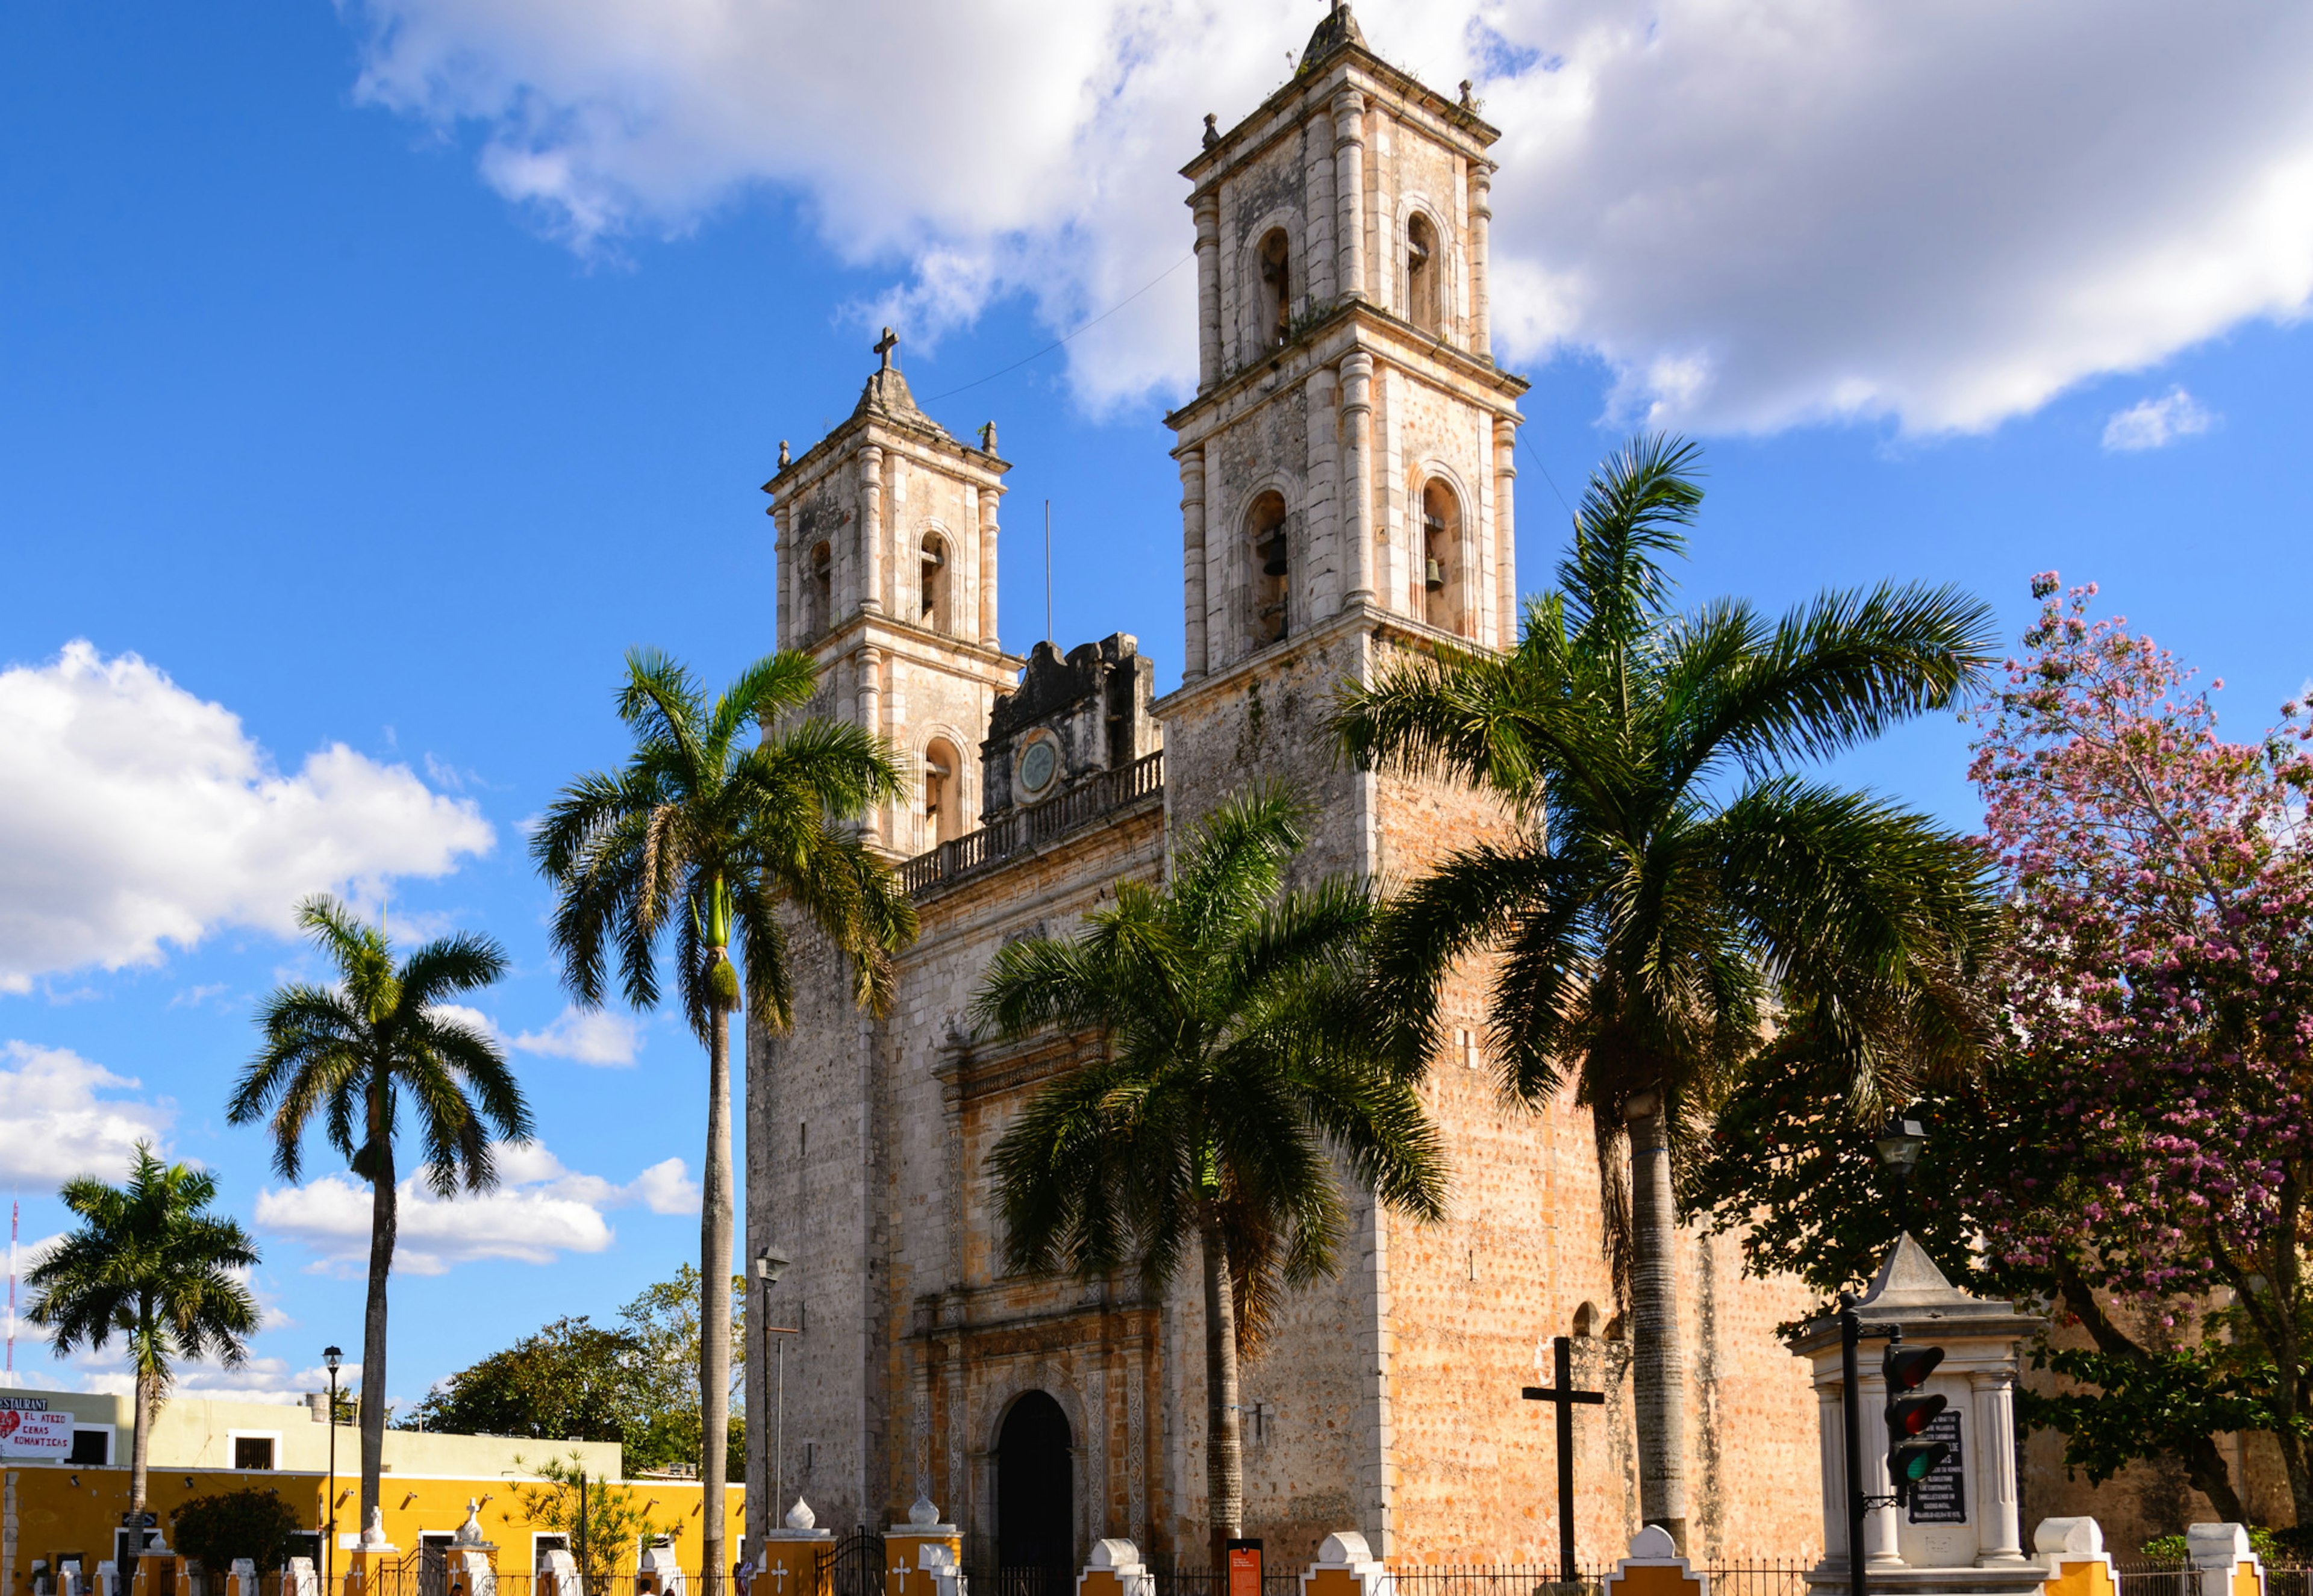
[877,803,1173,1557]
[748,912,885,1541]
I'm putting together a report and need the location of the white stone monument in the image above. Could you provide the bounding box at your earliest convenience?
[1790,1235,2044,1596]
[93,1563,117,1596]
[1077,1540,1151,1596]
[228,1559,260,1596]
[2188,1524,2265,1596]
[537,1545,584,1596]
[640,1541,688,1596]
[1296,1533,1393,1596]
[446,1498,497,1596]
[282,1559,317,1596]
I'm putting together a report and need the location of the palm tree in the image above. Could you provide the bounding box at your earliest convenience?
[976,784,1447,1566]
[531,648,914,1584]
[228,895,529,1527]
[27,1142,259,1563]
[1329,435,1998,1551]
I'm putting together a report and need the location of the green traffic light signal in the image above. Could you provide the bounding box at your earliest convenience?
[1893,1438,1950,1482]
[1882,1341,1949,1507]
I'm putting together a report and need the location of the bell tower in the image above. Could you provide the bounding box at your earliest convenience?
[763,330,1021,855]
[1168,2,1526,696]
[1159,3,1528,874]
[1153,5,1537,1557]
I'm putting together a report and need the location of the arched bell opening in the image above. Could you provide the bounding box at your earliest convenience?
[920,532,949,632]
[1247,490,1290,649]
[923,737,963,847]
[1420,478,1464,635]
[1257,228,1291,349]
[808,541,834,639]
[1406,211,1442,336]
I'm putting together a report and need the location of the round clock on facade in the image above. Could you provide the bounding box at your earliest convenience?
[1017,737,1058,799]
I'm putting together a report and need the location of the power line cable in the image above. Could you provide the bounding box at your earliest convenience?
[1516,426,1578,523]
[920,253,1196,404]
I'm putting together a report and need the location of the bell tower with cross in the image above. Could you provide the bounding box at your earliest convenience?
[762,327,1022,857]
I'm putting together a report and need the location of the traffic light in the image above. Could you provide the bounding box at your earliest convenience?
[1883,1341,1948,1507]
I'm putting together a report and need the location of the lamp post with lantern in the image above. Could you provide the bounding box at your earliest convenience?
[1837,1111,1934,1596]
[323,1345,343,1595]
[753,1252,796,1539]
[1873,1112,1927,1236]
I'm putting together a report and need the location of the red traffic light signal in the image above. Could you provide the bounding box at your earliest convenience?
[1883,1343,1949,1506]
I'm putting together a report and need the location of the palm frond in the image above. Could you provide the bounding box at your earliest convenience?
[1558,433,1703,649]
[1662,582,1997,784]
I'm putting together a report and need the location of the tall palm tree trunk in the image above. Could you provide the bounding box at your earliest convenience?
[361,1130,397,1523]
[1626,1095,1689,1551]
[1200,1221,1244,1570]
[701,1000,735,1592]
[126,1358,152,1570]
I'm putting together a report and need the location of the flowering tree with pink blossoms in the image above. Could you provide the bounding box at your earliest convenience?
[1971,572,2313,1523]
[1696,572,2313,1525]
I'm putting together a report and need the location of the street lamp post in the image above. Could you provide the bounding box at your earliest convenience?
[753,1252,794,1549]
[1873,1112,1926,1236]
[1842,1114,1931,1596]
[323,1345,343,1596]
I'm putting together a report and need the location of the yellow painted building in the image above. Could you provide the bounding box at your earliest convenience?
[0,1387,743,1592]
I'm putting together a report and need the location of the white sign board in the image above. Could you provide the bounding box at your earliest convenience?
[0,1405,75,1457]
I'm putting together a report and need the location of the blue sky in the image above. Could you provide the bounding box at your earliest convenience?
[2,0,2310,1411]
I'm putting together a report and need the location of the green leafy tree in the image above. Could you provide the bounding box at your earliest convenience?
[27,1144,259,1552]
[396,1317,640,1442]
[975,784,1447,1565]
[227,896,532,1525]
[532,649,914,1584]
[395,1267,746,1478]
[1329,435,1997,1550]
[511,1451,662,1585]
[1693,575,2313,1526]
[615,1266,746,1477]
[170,1488,305,1576]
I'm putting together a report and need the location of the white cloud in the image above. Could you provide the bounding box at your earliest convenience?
[253,1144,696,1273]
[512,1005,643,1067]
[425,1002,504,1043]
[65,1354,354,1406]
[2102,386,2218,451]
[342,0,2313,434]
[0,643,494,993]
[631,1156,701,1216]
[0,1042,173,1186]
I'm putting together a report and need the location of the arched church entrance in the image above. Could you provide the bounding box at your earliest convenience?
[995,1390,1073,1593]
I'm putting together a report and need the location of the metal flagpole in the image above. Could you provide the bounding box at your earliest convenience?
[1044,500,1053,643]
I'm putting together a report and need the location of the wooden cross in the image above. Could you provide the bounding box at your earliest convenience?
[875,326,899,370]
[1523,1334,1606,1583]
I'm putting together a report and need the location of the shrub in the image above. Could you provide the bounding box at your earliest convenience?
[2140,1530,2290,1565]
[170,1488,304,1574]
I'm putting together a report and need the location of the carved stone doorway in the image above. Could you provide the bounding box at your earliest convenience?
[995,1391,1074,1592]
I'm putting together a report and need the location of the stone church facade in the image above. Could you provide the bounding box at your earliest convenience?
[744,8,1823,1574]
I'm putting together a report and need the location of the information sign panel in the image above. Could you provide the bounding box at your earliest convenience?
[1906,1408,1967,1525]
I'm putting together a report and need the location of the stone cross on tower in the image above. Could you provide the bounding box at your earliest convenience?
[875,326,900,370]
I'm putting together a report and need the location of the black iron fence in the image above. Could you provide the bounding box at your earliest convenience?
[139,1555,2313,1596]
[897,750,1163,896]
[1384,1562,1813,1596]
